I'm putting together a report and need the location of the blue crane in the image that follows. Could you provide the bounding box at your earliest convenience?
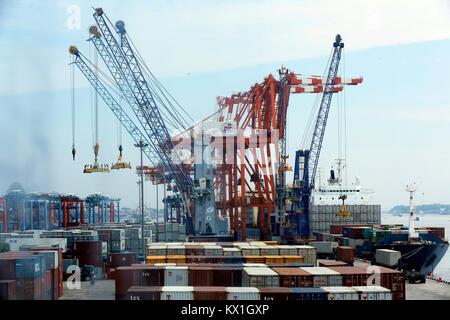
[69,8,228,236]
[289,34,345,239]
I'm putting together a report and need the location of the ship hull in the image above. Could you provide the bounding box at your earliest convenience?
[373,242,449,275]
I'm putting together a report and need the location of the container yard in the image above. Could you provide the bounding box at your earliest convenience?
[1,3,449,307]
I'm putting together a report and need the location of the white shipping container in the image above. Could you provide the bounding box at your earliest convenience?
[242,263,267,268]
[164,266,188,286]
[225,287,259,300]
[166,246,185,256]
[243,267,280,287]
[7,238,67,252]
[161,286,193,300]
[376,249,401,267]
[204,246,223,256]
[259,246,279,256]
[277,245,297,256]
[352,286,392,300]
[223,248,241,256]
[147,246,167,256]
[309,242,337,254]
[300,267,343,287]
[241,246,260,256]
[322,287,359,300]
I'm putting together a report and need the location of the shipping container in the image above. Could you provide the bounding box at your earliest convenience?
[290,287,326,300]
[352,286,392,300]
[356,265,405,300]
[166,246,185,256]
[225,287,259,300]
[108,252,137,267]
[242,267,280,287]
[193,286,227,300]
[146,256,166,264]
[321,286,359,300]
[299,267,343,287]
[243,256,265,263]
[164,266,188,286]
[16,276,41,300]
[161,286,193,300]
[375,249,401,267]
[336,246,354,263]
[115,267,139,297]
[136,266,165,286]
[328,266,370,286]
[223,248,241,256]
[188,267,214,286]
[147,246,167,256]
[127,286,161,300]
[166,255,186,264]
[319,260,348,267]
[258,287,294,300]
[0,280,16,300]
[282,256,304,263]
[263,256,284,263]
[272,267,312,287]
[0,258,17,279]
[212,267,242,287]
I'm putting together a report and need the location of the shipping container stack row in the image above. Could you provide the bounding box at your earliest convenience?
[126,285,393,301]
[114,265,404,301]
[146,243,318,266]
[0,246,63,300]
[309,204,382,234]
[316,224,447,250]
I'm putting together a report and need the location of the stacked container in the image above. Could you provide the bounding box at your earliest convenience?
[299,267,343,287]
[161,286,193,300]
[352,286,393,300]
[242,267,280,287]
[272,267,312,287]
[321,286,359,300]
[225,287,259,300]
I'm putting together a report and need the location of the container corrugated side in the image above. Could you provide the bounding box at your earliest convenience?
[352,286,392,300]
[161,286,194,300]
[321,286,359,300]
[164,266,188,286]
[225,287,259,300]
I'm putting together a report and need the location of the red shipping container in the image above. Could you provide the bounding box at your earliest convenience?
[136,267,164,286]
[0,280,16,300]
[212,267,240,287]
[127,286,161,300]
[259,287,294,301]
[107,252,137,267]
[356,265,405,300]
[0,259,16,279]
[336,246,354,263]
[115,267,139,297]
[328,266,370,286]
[319,260,349,267]
[193,286,227,300]
[272,267,312,288]
[427,227,445,240]
[188,267,215,286]
[16,276,42,300]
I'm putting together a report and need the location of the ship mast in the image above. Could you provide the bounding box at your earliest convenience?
[406,183,419,239]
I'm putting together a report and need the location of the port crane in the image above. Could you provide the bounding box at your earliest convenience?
[70,8,227,236]
[287,34,346,240]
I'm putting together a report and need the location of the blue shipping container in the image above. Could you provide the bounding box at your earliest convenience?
[15,256,44,278]
[290,288,327,301]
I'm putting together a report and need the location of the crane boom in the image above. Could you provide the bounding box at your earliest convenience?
[92,9,192,194]
[68,46,167,182]
[308,34,344,188]
[289,34,344,239]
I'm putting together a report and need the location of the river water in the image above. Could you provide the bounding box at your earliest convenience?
[381,213,450,281]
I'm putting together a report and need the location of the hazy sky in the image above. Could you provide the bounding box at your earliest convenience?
[1,0,450,210]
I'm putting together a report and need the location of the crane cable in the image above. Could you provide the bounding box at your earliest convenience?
[70,53,76,160]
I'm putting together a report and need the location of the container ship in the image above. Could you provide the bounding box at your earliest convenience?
[311,176,449,276]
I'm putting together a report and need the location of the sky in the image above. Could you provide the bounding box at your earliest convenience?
[0,0,450,210]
